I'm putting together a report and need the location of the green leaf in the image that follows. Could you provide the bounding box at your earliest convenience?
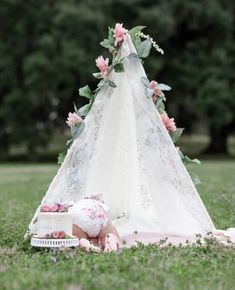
[100,27,115,49]
[114,63,124,73]
[181,154,201,165]
[66,139,73,147]
[128,26,146,38]
[108,80,117,88]
[145,87,154,98]
[156,99,165,112]
[79,85,94,99]
[127,53,140,62]
[71,122,85,139]
[57,152,66,165]
[170,128,184,143]
[189,171,201,185]
[97,79,108,88]
[73,102,79,115]
[78,104,90,117]
[137,39,152,58]
[141,76,149,87]
[93,72,102,79]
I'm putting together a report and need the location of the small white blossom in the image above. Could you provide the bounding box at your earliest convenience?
[135,32,164,55]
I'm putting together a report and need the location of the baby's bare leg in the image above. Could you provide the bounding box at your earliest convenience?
[98,220,120,248]
[72,224,88,239]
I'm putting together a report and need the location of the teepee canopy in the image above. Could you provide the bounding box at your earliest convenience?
[28,25,235,245]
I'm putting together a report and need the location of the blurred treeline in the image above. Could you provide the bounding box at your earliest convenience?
[0,0,235,161]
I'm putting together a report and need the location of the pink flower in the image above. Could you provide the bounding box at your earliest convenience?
[58,231,66,239]
[95,56,109,77]
[51,204,59,212]
[149,80,157,90]
[58,205,66,212]
[41,205,51,212]
[161,112,177,132]
[97,210,106,219]
[149,80,164,98]
[66,112,82,128]
[113,23,127,46]
[52,231,60,239]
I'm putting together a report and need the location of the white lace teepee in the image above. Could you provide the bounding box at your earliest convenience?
[28,31,218,243]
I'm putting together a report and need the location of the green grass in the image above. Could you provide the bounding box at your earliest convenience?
[0,161,235,290]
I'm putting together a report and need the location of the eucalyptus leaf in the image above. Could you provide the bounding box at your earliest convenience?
[145,87,154,98]
[97,79,108,88]
[189,171,201,185]
[108,79,117,88]
[93,72,102,79]
[156,98,165,111]
[182,154,201,165]
[78,104,90,117]
[73,102,79,115]
[57,152,66,165]
[71,122,85,140]
[128,26,146,38]
[66,139,73,147]
[158,84,172,91]
[114,63,124,73]
[100,27,115,49]
[141,76,149,87]
[170,128,184,143]
[137,39,152,58]
[79,85,94,99]
[127,53,140,62]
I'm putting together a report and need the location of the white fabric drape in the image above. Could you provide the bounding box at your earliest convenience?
[28,35,216,241]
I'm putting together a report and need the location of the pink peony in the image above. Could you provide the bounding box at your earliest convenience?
[161,112,177,132]
[58,231,66,239]
[113,23,127,46]
[52,231,60,239]
[41,205,51,212]
[51,204,59,212]
[66,112,82,128]
[95,56,109,77]
[149,80,164,98]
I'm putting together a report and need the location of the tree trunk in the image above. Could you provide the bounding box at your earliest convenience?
[205,125,230,155]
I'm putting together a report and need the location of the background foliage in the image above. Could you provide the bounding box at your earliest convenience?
[0,0,235,160]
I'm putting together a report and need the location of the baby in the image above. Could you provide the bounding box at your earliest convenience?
[68,193,120,252]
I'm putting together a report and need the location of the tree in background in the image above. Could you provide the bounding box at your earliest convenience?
[0,0,234,159]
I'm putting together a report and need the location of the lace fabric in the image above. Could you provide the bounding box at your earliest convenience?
[28,35,215,239]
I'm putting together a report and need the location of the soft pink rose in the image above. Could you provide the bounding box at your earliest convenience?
[149,80,157,90]
[58,231,66,239]
[113,23,127,46]
[95,56,109,77]
[51,204,59,212]
[161,112,177,132]
[58,205,66,212]
[66,112,82,127]
[52,231,60,239]
[41,205,51,212]
[149,80,164,98]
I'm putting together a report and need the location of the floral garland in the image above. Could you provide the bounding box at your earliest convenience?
[58,24,201,185]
